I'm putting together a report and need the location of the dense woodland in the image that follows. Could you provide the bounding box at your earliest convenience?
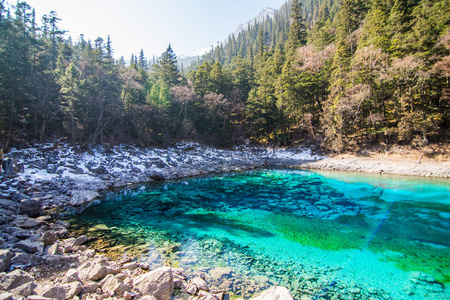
[1,0,449,152]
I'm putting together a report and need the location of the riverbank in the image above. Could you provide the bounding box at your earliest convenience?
[300,147,450,178]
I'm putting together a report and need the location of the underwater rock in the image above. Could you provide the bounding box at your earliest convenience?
[209,267,233,281]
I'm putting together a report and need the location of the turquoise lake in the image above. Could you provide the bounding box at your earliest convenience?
[68,169,450,299]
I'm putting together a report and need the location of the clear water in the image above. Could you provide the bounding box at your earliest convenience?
[68,169,450,299]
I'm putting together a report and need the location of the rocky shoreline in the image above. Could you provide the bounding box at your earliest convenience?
[0,142,448,300]
[0,142,320,300]
[300,153,450,178]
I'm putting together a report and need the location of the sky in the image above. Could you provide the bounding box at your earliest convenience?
[21,0,288,60]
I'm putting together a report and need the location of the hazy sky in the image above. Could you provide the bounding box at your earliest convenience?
[22,0,288,60]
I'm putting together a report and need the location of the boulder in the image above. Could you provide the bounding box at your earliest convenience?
[250,286,293,300]
[74,235,88,246]
[14,239,44,254]
[79,260,120,281]
[8,227,31,239]
[46,241,64,255]
[70,190,99,206]
[65,269,80,283]
[190,276,209,292]
[2,158,17,178]
[39,231,57,246]
[100,274,120,292]
[122,262,139,270]
[11,253,44,268]
[19,198,41,217]
[12,218,43,229]
[10,281,37,297]
[133,267,173,300]
[81,282,100,294]
[99,273,131,296]
[0,249,12,272]
[0,269,34,290]
[41,282,82,300]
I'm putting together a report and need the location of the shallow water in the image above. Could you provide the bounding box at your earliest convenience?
[68,169,450,299]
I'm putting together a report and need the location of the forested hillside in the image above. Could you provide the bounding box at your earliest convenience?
[1,0,449,152]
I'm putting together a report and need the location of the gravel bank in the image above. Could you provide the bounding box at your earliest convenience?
[300,154,450,178]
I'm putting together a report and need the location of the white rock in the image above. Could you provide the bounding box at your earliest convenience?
[41,282,82,300]
[251,286,293,300]
[65,269,80,283]
[70,190,99,206]
[190,276,209,292]
[133,267,173,300]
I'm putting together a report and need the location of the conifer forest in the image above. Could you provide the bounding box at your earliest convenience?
[1,0,449,152]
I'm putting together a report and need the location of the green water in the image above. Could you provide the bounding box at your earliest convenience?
[68,169,450,299]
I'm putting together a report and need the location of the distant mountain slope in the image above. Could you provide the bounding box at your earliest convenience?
[186,0,325,71]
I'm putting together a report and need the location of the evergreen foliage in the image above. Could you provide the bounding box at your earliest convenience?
[0,0,449,151]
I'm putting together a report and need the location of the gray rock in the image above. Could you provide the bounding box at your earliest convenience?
[113,180,127,188]
[81,282,100,294]
[0,249,12,272]
[70,190,99,206]
[11,253,44,268]
[8,227,31,239]
[74,235,88,246]
[133,267,173,300]
[2,158,17,178]
[10,281,37,297]
[46,241,64,255]
[79,260,120,281]
[41,282,82,300]
[14,239,44,254]
[0,199,19,213]
[0,269,34,290]
[0,249,13,272]
[12,218,43,229]
[19,198,42,217]
[39,231,57,246]
[90,165,107,174]
[0,216,8,225]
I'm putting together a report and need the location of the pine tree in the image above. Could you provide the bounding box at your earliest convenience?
[106,35,113,60]
[152,44,180,87]
[286,0,307,54]
[138,48,147,70]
